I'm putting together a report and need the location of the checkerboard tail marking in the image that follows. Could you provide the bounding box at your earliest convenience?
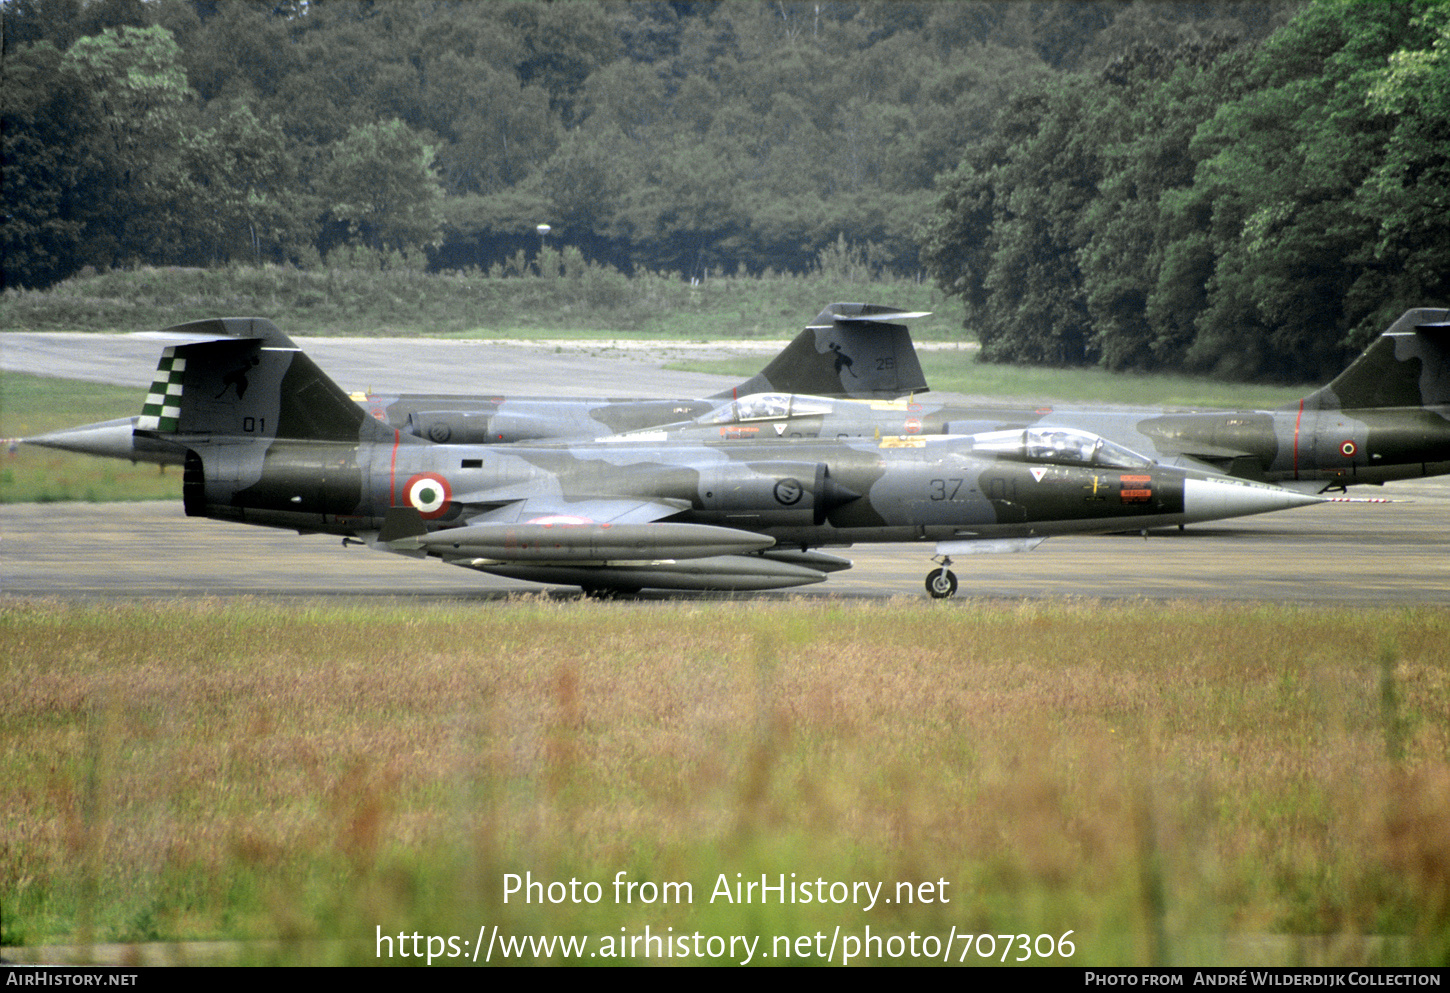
[136,347,186,432]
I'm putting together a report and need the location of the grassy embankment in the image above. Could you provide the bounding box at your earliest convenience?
[2,597,1447,965]
[1,265,1307,503]
[0,257,962,339]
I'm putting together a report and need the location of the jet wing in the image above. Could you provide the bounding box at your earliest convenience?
[371,499,832,592]
[452,494,691,526]
[380,493,747,560]
[135,317,300,349]
[936,537,1048,556]
[1162,442,1258,463]
[434,493,759,562]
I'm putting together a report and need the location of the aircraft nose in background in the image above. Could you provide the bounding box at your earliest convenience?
[1182,477,1324,523]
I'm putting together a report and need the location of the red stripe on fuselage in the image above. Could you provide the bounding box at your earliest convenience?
[390,428,400,505]
[1292,400,1304,480]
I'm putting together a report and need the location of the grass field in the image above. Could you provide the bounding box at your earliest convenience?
[2,597,1447,965]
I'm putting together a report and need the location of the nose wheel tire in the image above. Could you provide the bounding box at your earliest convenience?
[925,567,958,599]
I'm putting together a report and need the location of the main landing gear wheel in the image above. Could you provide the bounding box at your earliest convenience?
[582,586,640,599]
[925,567,958,599]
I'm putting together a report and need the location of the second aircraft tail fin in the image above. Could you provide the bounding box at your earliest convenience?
[721,303,929,400]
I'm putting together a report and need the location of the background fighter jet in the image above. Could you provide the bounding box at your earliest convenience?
[50,326,1324,597]
[24,304,927,467]
[602,309,1450,494]
[365,302,928,445]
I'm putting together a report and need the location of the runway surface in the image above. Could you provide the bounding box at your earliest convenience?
[1,330,784,397]
[3,332,1447,606]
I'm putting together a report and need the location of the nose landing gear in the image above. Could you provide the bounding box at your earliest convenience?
[925,556,957,598]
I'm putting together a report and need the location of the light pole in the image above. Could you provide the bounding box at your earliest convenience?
[535,223,551,275]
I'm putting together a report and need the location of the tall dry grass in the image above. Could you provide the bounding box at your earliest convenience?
[2,597,1446,964]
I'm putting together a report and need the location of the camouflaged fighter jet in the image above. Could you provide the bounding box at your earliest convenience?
[361,302,929,445]
[41,326,1324,597]
[601,309,1450,495]
[23,304,927,467]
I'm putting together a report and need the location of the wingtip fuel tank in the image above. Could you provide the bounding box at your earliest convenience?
[414,521,775,562]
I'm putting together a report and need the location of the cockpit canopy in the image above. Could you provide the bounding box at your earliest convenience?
[704,393,835,424]
[686,397,1154,469]
[968,427,1153,469]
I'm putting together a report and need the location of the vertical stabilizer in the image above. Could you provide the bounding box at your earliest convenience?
[135,335,398,523]
[137,347,187,433]
[721,303,930,399]
[1297,309,1450,410]
[134,336,392,443]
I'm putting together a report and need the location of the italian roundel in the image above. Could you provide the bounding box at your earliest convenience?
[404,473,452,518]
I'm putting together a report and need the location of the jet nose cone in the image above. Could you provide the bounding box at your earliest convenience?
[1183,477,1325,522]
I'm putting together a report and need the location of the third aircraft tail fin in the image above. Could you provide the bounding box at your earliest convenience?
[1297,308,1450,411]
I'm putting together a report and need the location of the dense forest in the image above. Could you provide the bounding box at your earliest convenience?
[920,0,1450,380]
[3,0,1446,379]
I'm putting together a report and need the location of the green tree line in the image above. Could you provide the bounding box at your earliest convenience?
[5,1,1282,281]
[6,1,1443,380]
[921,0,1450,381]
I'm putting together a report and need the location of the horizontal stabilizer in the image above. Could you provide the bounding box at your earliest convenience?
[811,303,931,326]
[139,317,299,350]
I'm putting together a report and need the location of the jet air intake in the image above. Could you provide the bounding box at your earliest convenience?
[696,461,859,526]
[406,410,563,445]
